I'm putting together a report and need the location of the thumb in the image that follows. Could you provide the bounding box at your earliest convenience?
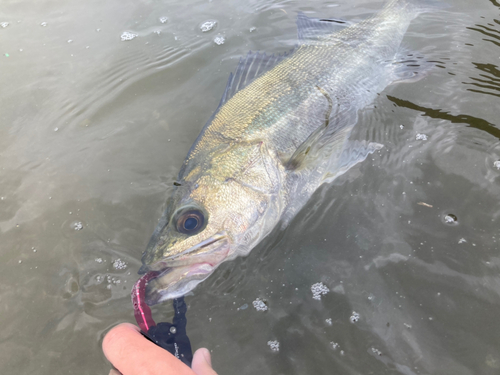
[191,348,218,375]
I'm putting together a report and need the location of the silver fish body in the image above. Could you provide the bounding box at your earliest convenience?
[139,0,436,304]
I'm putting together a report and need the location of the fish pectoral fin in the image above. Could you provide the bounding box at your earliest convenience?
[296,12,352,44]
[286,123,328,170]
[286,93,359,171]
[322,140,384,183]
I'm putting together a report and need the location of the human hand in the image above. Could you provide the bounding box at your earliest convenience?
[103,323,218,375]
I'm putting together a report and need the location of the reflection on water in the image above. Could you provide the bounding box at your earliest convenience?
[387,95,500,139]
[1,0,500,374]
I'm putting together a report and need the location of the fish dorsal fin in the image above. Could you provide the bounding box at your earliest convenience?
[296,12,351,43]
[218,49,295,107]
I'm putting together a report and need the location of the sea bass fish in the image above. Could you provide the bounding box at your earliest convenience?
[139,0,437,305]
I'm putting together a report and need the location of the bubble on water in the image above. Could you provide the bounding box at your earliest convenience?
[399,124,404,129]
[154,30,161,35]
[0,22,9,28]
[18,260,22,264]
[404,323,412,329]
[416,133,428,141]
[200,20,217,32]
[67,39,73,43]
[311,282,329,300]
[40,22,47,27]
[112,258,127,270]
[331,342,339,350]
[371,347,382,356]
[213,34,225,45]
[325,318,332,325]
[267,340,279,352]
[121,31,137,41]
[106,275,121,285]
[458,238,466,244]
[444,213,458,224]
[95,258,103,263]
[252,298,268,311]
[349,311,360,323]
[32,248,37,253]
[159,16,168,24]
[249,26,256,32]
[54,127,59,132]
[73,221,83,230]
[237,303,248,311]
[494,160,500,170]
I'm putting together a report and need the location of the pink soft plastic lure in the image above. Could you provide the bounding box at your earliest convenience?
[131,271,160,332]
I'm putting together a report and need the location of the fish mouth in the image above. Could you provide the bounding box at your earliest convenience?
[139,233,230,305]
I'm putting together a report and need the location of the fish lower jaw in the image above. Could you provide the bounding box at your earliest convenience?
[144,262,215,305]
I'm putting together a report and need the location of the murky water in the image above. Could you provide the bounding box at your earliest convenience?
[1,0,500,374]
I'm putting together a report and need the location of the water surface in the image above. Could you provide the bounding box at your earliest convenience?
[1,0,500,374]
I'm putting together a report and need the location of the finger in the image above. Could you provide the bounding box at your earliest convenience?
[102,323,195,375]
[191,348,218,375]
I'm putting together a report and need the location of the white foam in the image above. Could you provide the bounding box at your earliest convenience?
[267,340,279,352]
[113,259,127,270]
[121,31,137,41]
[200,20,217,32]
[349,311,360,323]
[213,34,225,45]
[311,282,329,300]
[416,133,428,141]
[252,298,268,311]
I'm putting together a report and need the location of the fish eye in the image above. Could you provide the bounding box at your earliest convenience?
[176,209,205,235]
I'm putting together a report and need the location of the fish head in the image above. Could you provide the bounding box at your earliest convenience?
[140,164,276,305]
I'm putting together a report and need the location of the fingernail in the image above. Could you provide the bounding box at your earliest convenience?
[201,348,212,366]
